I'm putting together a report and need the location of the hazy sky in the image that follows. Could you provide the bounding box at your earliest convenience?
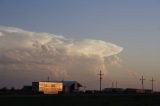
[0,0,160,90]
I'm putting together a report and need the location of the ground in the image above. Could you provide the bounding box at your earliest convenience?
[0,94,160,106]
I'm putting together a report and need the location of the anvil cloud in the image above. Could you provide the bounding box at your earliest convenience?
[0,26,123,88]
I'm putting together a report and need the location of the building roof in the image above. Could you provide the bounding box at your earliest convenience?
[62,81,82,87]
[33,81,82,87]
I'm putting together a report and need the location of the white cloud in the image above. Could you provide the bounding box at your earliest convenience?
[0,26,123,88]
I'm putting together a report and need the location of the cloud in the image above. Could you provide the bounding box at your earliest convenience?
[0,26,123,88]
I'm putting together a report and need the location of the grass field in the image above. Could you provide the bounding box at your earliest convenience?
[0,94,160,106]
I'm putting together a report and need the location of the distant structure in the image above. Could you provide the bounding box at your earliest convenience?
[140,76,145,90]
[97,70,104,91]
[150,77,155,92]
[103,88,124,93]
[32,81,82,94]
[124,88,151,94]
[102,87,152,94]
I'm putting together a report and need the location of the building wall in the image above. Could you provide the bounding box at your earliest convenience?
[32,82,63,94]
[63,83,81,93]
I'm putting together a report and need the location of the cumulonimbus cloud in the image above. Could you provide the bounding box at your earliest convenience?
[0,26,123,88]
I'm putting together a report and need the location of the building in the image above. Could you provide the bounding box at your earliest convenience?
[62,81,82,93]
[102,88,124,93]
[124,88,152,94]
[32,81,63,94]
[32,81,82,94]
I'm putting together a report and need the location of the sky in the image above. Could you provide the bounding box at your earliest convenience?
[0,0,160,90]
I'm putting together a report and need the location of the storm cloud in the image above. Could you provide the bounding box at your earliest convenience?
[0,26,123,88]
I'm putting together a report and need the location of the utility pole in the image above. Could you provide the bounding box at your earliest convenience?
[140,76,145,90]
[97,70,104,91]
[150,77,155,92]
[47,76,50,82]
[62,77,64,82]
[115,80,118,88]
[83,86,87,92]
[112,81,114,88]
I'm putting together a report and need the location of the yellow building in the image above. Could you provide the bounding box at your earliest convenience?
[32,82,63,94]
